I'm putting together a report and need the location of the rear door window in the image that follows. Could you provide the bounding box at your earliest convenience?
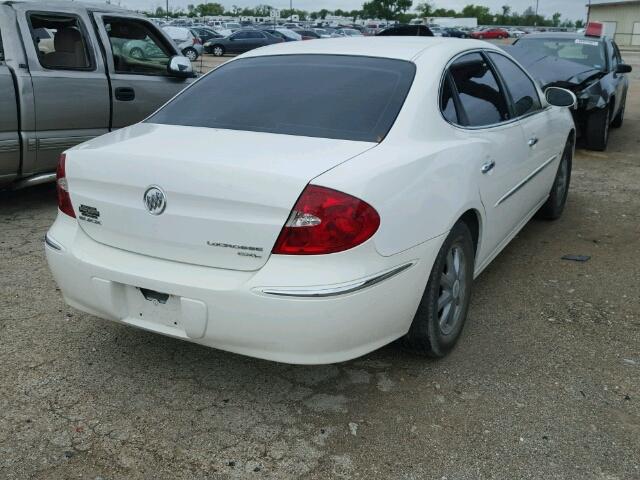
[27,12,93,70]
[487,52,542,117]
[148,55,416,143]
[448,52,510,127]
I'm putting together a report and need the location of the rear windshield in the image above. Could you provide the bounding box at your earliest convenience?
[147,54,416,142]
[515,37,606,70]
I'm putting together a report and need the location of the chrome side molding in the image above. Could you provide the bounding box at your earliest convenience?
[259,262,415,298]
[44,234,63,251]
[496,154,558,207]
[12,172,56,190]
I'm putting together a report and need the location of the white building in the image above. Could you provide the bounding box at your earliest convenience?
[587,0,640,46]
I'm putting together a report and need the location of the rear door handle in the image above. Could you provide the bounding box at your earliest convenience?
[528,137,539,147]
[115,87,135,101]
[481,160,495,174]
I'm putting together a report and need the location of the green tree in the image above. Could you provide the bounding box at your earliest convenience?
[432,8,456,17]
[415,2,433,16]
[194,3,225,16]
[552,12,562,27]
[575,19,585,28]
[362,0,413,20]
[461,5,492,24]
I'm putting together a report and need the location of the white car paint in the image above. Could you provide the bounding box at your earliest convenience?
[45,38,575,364]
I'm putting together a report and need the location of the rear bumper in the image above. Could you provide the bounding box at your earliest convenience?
[45,213,442,364]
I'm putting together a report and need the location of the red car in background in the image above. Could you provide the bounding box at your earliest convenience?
[470,28,509,39]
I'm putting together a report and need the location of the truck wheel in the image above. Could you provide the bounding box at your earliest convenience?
[401,221,475,358]
[183,48,198,61]
[537,138,573,220]
[212,45,225,57]
[611,98,625,128]
[585,106,610,151]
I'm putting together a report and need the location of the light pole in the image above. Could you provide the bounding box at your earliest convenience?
[534,0,539,25]
[290,0,293,21]
[165,0,169,20]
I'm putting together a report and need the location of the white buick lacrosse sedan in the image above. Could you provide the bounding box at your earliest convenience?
[46,38,576,364]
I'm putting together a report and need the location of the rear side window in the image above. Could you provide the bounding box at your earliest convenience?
[148,55,416,143]
[440,76,459,124]
[488,52,541,117]
[448,52,510,127]
[28,13,93,70]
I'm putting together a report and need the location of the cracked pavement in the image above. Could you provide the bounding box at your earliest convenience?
[1,53,639,480]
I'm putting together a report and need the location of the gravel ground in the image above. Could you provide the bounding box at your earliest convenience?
[1,53,639,480]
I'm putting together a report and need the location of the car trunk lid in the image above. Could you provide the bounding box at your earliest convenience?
[67,123,375,271]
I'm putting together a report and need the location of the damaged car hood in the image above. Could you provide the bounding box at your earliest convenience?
[502,46,604,89]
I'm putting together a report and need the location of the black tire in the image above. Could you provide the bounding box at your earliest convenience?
[611,97,625,128]
[402,222,475,358]
[537,138,573,220]
[585,105,610,151]
[211,45,225,57]
[183,47,198,61]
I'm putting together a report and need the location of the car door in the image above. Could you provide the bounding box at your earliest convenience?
[486,51,563,209]
[609,40,628,114]
[227,31,254,53]
[16,6,110,173]
[93,14,193,129]
[445,52,534,263]
[0,40,20,180]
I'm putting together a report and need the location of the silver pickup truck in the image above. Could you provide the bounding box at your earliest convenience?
[0,0,195,189]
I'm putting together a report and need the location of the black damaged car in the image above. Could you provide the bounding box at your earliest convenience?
[505,31,632,151]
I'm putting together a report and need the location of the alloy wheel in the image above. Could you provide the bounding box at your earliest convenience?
[555,150,569,201]
[438,244,468,335]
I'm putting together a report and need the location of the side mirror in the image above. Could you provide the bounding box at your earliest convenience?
[615,63,632,74]
[545,87,577,108]
[167,55,194,78]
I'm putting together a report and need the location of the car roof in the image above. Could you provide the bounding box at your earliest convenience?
[521,32,607,42]
[1,0,132,14]
[243,37,494,62]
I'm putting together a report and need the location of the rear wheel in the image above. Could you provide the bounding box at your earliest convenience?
[497,34,504,39]
[401,222,475,358]
[537,138,573,220]
[212,45,225,57]
[585,105,610,151]
[611,98,625,128]
[183,47,198,61]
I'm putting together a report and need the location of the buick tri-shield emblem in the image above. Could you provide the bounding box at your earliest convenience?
[143,186,167,215]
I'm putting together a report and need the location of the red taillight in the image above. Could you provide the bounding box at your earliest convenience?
[585,21,603,38]
[272,185,380,255]
[56,153,75,218]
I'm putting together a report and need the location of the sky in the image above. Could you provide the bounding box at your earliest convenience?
[116,0,589,21]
